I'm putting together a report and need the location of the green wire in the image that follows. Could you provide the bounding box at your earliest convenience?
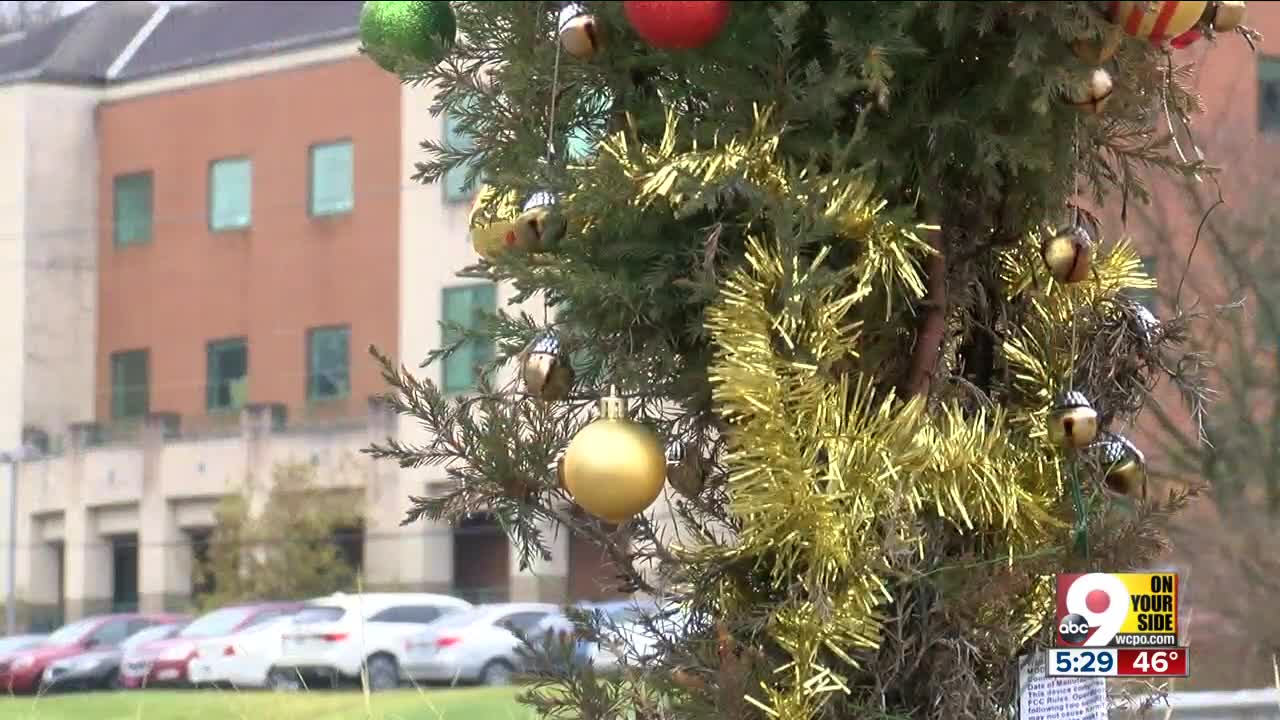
[1069,459,1089,560]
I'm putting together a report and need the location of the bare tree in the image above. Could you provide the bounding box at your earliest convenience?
[1129,85,1280,688]
[0,1,65,34]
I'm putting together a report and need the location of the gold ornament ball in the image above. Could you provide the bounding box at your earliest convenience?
[1064,67,1114,114]
[1071,25,1124,64]
[1047,391,1099,449]
[1042,224,1094,284]
[559,4,603,59]
[562,392,667,523]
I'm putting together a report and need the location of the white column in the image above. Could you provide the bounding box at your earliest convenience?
[509,515,570,603]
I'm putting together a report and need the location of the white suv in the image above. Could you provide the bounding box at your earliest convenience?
[269,592,471,691]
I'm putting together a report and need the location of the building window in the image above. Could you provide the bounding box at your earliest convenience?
[113,172,153,246]
[1260,57,1280,133]
[443,104,479,202]
[441,284,497,393]
[209,157,252,231]
[206,338,248,412]
[110,535,139,613]
[110,349,149,420]
[307,326,351,402]
[310,141,354,216]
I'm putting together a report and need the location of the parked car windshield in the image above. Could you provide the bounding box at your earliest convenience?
[426,608,486,629]
[179,607,256,638]
[0,636,43,654]
[593,601,657,624]
[292,606,346,625]
[46,618,99,645]
[122,624,179,650]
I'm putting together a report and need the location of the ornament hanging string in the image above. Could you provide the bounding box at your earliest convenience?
[541,6,566,326]
[1067,116,1086,557]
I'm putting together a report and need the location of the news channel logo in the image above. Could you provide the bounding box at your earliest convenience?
[1055,573,1178,648]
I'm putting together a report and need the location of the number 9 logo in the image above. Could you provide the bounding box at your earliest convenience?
[1061,573,1129,646]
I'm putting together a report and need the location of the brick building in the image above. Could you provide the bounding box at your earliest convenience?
[0,1,617,627]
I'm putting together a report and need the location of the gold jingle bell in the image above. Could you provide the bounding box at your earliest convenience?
[1048,391,1100,449]
[521,333,575,402]
[666,441,706,498]
[1099,435,1146,497]
[1042,224,1094,284]
[1064,67,1114,115]
[514,191,567,252]
[1071,25,1124,65]
[561,387,667,523]
[1133,304,1160,344]
[469,184,522,260]
[559,3,603,59]
[1210,0,1246,32]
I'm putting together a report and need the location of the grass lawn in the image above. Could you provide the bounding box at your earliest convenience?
[0,687,532,720]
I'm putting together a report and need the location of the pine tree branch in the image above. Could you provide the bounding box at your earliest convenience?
[901,222,948,399]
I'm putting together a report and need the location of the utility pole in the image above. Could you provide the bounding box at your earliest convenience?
[5,457,13,635]
[3,448,30,636]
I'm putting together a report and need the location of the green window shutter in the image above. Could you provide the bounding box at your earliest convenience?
[1133,255,1158,310]
[1260,57,1280,132]
[469,284,497,369]
[210,158,252,230]
[206,339,248,411]
[310,142,354,216]
[113,173,153,246]
[443,103,479,203]
[441,284,497,393]
[307,327,351,401]
[111,350,149,419]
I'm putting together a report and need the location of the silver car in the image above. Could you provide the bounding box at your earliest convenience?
[400,603,567,686]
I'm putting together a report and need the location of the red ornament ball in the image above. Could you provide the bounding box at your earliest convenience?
[622,1,730,50]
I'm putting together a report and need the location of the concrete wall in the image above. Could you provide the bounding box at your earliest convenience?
[8,404,585,625]
[22,84,100,447]
[0,83,27,629]
[0,81,102,628]
[0,84,28,450]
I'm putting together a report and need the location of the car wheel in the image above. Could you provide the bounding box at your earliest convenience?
[267,668,303,692]
[479,660,514,687]
[105,670,123,691]
[364,655,400,692]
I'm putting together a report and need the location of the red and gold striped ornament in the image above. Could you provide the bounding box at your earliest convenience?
[1106,1,1208,44]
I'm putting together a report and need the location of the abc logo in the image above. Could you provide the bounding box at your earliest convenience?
[1057,613,1092,644]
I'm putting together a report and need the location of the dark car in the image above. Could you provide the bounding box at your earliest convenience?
[41,621,187,691]
[0,613,186,694]
[121,602,301,688]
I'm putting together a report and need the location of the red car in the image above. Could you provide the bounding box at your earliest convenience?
[0,613,185,694]
[120,602,301,688]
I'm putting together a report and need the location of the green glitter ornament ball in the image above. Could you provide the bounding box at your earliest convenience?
[359,1,456,72]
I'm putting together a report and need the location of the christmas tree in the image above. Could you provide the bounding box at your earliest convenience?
[363,1,1251,717]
